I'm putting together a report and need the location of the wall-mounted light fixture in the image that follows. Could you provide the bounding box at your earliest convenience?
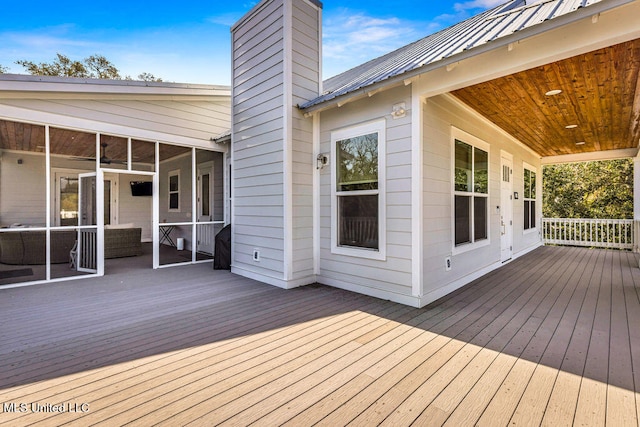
[391,102,407,119]
[316,153,328,170]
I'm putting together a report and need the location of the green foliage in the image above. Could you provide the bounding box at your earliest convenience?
[543,159,633,219]
[14,53,162,81]
[84,55,121,79]
[0,64,7,73]
[337,133,378,191]
[16,53,95,78]
[137,72,163,82]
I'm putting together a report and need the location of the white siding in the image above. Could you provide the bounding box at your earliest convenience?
[159,153,193,224]
[231,0,320,285]
[0,151,46,226]
[0,98,230,144]
[422,94,542,302]
[232,0,287,280]
[317,85,414,301]
[118,174,153,241]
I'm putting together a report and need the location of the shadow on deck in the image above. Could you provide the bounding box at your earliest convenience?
[0,245,638,425]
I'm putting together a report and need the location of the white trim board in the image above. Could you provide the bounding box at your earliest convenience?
[232,265,315,289]
[419,240,544,307]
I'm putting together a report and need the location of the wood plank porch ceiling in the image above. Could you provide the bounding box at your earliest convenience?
[0,120,192,163]
[452,39,640,158]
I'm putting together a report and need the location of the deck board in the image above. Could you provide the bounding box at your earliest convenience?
[1,246,640,426]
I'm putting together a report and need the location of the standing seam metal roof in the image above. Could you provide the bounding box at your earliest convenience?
[300,0,605,109]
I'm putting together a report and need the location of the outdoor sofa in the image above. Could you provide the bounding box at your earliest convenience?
[0,227,142,265]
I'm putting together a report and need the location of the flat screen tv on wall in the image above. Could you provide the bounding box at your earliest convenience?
[130,181,153,196]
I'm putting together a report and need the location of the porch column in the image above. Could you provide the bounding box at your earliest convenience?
[634,154,640,253]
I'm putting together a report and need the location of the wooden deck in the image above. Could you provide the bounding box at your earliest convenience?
[1,246,639,426]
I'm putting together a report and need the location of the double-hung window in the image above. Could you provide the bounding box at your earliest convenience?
[453,130,489,251]
[524,164,537,231]
[168,170,180,212]
[331,120,386,260]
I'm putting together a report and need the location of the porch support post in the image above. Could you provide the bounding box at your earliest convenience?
[634,154,640,253]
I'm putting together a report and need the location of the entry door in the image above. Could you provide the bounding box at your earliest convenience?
[197,162,214,254]
[77,172,98,273]
[500,154,514,262]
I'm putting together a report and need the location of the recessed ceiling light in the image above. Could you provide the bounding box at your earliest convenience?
[545,89,562,96]
[565,124,578,129]
[575,141,586,146]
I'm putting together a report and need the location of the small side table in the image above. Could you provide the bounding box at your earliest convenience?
[159,225,176,247]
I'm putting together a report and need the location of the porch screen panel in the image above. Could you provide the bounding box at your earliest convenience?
[48,127,98,280]
[132,139,156,172]
[49,127,97,227]
[0,121,47,227]
[159,143,194,266]
[194,149,220,259]
[100,134,128,171]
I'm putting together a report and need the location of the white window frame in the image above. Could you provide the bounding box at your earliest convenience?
[52,169,82,227]
[331,119,386,261]
[451,128,490,255]
[168,169,180,212]
[523,162,538,234]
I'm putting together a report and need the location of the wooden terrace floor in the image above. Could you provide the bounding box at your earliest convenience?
[1,246,639,426]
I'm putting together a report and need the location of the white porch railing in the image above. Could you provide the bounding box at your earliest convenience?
[542,218,635,250]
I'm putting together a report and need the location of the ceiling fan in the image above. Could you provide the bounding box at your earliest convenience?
[71,143,127,165]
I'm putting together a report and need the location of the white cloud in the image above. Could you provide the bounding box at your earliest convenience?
[453,0,506,12]
[323,9,438,77]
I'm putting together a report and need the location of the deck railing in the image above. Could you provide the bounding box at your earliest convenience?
[542,218,635,250]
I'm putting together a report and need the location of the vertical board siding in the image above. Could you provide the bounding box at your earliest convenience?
[232,0,287,279]
[422,94,542,301]
[317,85,414,299]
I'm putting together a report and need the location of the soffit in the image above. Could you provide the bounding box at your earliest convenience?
[451,39,640,157]
[0,120,193,163]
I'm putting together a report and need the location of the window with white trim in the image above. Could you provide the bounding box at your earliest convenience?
[168,170,180,211]
[524,165,537,230]
[331,120,385,259]
[453,133,489,248]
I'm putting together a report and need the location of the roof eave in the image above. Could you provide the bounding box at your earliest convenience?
[300,0,635,115]
[0,74,231,97]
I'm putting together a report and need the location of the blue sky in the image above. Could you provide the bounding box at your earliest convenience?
[0,0,505,84]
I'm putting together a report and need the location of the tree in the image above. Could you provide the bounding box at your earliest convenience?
[84,55,121,79]
[16,53,92,78]
[543,159,633,219]
[137,72,163,82]
[14,53,162,81]
[0,64,7,73]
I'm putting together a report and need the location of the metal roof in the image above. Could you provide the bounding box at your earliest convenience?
[300,0,610,110]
